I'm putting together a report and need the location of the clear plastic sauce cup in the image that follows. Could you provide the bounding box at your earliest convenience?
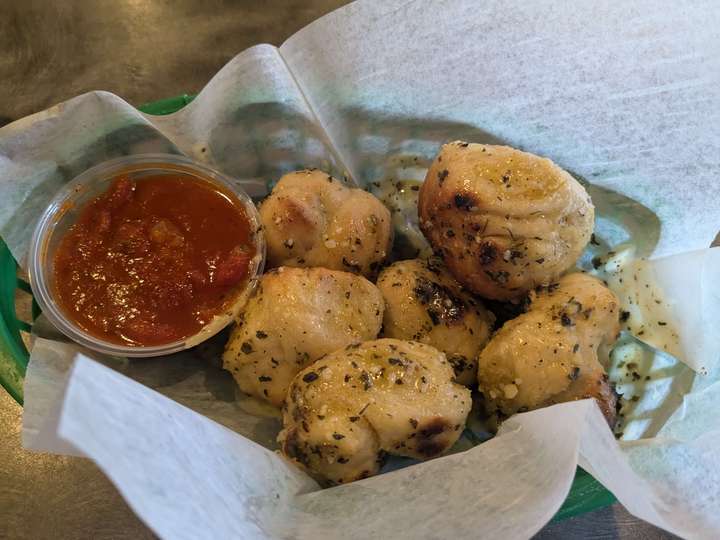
[28,154,265,357]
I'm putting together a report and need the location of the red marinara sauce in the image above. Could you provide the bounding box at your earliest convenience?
[53,174,256,346]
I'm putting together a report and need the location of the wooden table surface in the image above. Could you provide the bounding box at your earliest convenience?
[0,1,679,538]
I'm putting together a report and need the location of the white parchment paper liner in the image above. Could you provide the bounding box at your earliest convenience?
[22,341,720,539]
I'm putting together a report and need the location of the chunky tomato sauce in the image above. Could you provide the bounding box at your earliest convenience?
[53,174,256,346]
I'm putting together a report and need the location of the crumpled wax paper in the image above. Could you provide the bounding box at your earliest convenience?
[2,0,720,538]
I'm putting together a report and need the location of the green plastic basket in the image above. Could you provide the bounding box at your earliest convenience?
[0,94,615,521]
